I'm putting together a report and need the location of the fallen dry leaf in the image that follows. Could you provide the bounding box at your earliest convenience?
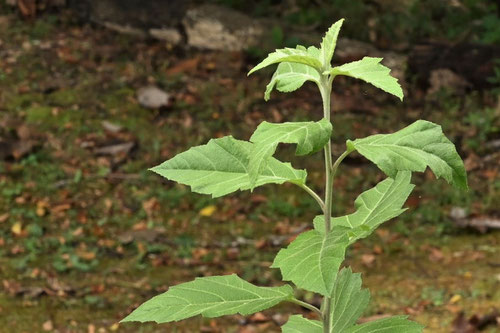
[361,254,376,267]
[429,247,444,262]
[199,205,217,217]
[11,222,23,236]
[249,312,269,322]
[42,320,53,331]
[0,213,9,223]
[166,57,200,75]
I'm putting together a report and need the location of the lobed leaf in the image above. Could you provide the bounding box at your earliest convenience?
[319,19,344,68]
[282,315,322,333]
[328,57,403,100]
[150,136,307,198]
[121,274,293,323]
[329,267,371,332]
[248,47,322,75]
[271,228,349,296]
[264,62,321,101]
[248,119,332,187]
[314,171,414,243]
[348,120,468,189]
[345,315,424,333]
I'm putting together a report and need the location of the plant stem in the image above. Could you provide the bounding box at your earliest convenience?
[319,77,333,333]
[319,78,334,234]
[290,298,323,318]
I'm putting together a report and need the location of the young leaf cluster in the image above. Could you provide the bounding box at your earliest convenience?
[122,18,467,333]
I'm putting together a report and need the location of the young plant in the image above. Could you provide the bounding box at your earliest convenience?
[121,19,467,332]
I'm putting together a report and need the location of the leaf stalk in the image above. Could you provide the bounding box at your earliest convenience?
[298,184,326,213]
[290,298,323,318]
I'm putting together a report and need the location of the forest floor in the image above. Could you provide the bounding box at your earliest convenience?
[0,10,499,333]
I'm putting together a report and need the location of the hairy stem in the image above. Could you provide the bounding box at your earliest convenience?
[319,77,333,333]
[290,298,323,318]
[320,78,333,234]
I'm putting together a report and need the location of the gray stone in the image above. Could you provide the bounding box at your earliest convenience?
[428,68,470,95]
[68,0,186,43]
[450,206,467,220]
[73,0,186,28]
[183,5,264,51]
[137,86,170,109]
[149,28,182,45]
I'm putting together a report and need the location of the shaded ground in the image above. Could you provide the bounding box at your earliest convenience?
[0,7,499,333]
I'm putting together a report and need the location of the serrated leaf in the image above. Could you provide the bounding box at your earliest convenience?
[248,119,332,187]
[345,315,424,333]
[282,315,322,333]
[348,120,468,189]
[319,19,344,68]
[306,46,321,58]
[121,274,293,323]
[271,228,349,296]
[150,136,307,198]
[328,57,403,100]
[264,62,321,101]
[314,172,414,242]
[329,267,371,332]
[248,47,322,75]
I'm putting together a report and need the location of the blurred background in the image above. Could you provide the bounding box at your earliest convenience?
[0,0,499,332]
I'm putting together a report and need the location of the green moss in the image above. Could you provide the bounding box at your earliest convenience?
[102,88,135,110]
[25,106,53,123]
[29,16,57,39]
[48,89,79,107]
[5,93,44,111]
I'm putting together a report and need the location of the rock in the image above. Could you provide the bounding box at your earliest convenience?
[409,42,500,90]
[101,120,123,133]
[271,314,287,326]
[149,28,182,44]
[183,4,264,51]
[72,0,186,27]
[428,68,470,95]
[450,206,467,220]
[99,21,146,38]
[137,86,170,109]
[94,142,135,156]
[69,0,186,44]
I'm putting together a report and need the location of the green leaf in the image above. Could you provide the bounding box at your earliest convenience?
[345,316,424,333]
[329,267,370,332]
[264,62,321,101]
[121,274,293,323]
[314,172,414,243]
[271,228,349,296]
[328,57,403,100]
[248,119,332,187]
[248,47,322,75]
[150,136,307,198]
[348,120,468,189]
[319,19,344,68]
[282,315,322,333]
